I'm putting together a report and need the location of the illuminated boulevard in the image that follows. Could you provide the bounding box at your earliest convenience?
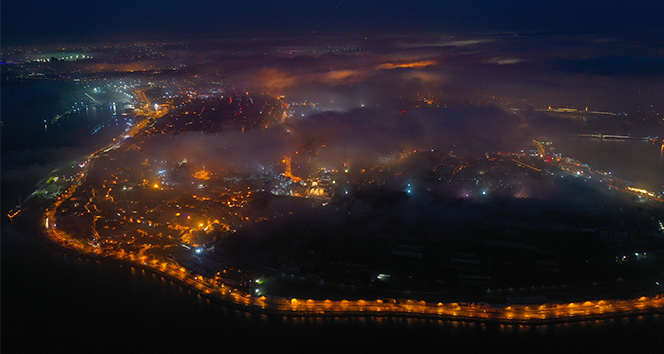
[38,213,664,323]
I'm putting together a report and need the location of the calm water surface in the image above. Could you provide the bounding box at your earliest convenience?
[3,219,664,353]
[555,138,664,192]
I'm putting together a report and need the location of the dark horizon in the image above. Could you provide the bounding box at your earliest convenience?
[3,0,664,46]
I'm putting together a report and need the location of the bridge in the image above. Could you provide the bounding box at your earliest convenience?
[574,134,654,141]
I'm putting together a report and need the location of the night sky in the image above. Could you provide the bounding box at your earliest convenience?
[3,0,664,45]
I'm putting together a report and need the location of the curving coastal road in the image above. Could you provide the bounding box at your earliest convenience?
[39,212,664,323]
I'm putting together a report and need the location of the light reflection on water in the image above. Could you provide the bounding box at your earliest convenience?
[4,139,664,352]
[555,138,664,191]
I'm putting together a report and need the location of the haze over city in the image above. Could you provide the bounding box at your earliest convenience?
[2,1,664,353]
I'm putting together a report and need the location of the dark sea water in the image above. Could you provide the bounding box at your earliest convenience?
[3,81,664,353]
[1,81,131,215]
[3,221,664,353]
[554,138,664,193]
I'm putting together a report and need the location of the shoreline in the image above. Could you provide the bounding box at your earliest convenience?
[30,204,664,324]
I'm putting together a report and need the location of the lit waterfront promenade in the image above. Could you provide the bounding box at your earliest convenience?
[42,208,664,324]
